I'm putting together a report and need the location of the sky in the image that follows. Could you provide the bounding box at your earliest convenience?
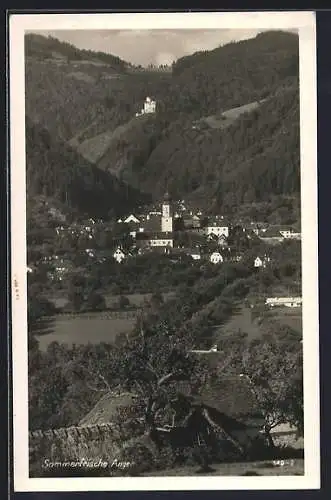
[31,29,268,66]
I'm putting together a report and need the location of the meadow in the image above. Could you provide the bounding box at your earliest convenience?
[36,291,176,351]
[36,313,135,351]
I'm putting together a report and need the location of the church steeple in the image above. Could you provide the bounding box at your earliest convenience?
[161,192,173,233]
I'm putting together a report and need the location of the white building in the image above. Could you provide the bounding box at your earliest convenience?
[205,223,229,238]
[190,250,201,261]
[144,97,156,113]
[135,97,156,117]
[280,229,301,240]
[85,249,95,258]
[113,247,126,263]
[124,214,140,224]
[210,252,224,264]
[254,257,264,268]
[265,297,302,308]
[254,255,271,268]
[149,233,174,248]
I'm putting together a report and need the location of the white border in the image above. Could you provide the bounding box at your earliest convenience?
[9,11,320,492]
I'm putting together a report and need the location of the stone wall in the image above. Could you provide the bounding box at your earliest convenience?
[29,420,145,477]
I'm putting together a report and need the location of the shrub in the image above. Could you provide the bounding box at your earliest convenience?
[117,442,155,475]
[118,295,130,309]
[85,291,106,311]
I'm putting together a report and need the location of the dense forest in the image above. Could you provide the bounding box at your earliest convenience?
[25,33,128,70]
[25,30,300,220]
[26,117,150,218]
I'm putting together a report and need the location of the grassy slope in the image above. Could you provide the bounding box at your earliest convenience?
[214,306,263,342]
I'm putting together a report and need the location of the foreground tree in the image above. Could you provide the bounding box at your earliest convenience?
[113,320,208,436]
[239,339,303,447]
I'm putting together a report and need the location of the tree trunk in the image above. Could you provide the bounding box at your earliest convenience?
[144,396,156,434]
[265,430,275,449]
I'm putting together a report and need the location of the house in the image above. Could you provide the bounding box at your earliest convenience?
[144,96,156,113]
[254,257,264,268]
[148,232,174,248]
[78,375,266,458]
[210,252,224,264]
[85,249,95,258]
[124,214,140,224]
[279,228,301,240]
[254,255,271,268]
[259,227,284,244]
[190,250,201,261]
[113,247,126,264]
[242,222,269,236]
[135,96,156,116]
[204,219,229,238]
[154,375,267,455]
[129,227,145,239]
[265,297,302,308]
[218,234,229,248]
[269,422,303,449]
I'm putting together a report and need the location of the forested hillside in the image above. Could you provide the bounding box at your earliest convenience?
[139,89,300,210]
[26,117,150,218]
[25,30,300,219]
[25,33,128,70]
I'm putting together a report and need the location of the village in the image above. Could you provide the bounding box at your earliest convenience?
[28,192,301,278]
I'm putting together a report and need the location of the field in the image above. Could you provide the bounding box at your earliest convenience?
[36,313,135,351]
[142,459,304,477]
[213,305,302,345]
[214,306,263,343]
[202,99,267,130]
[37,291,176,351]
[266,307,302,333]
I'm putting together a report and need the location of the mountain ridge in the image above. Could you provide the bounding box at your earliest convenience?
[25,30,300,220]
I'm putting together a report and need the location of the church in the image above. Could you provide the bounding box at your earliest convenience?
[136,193,174,250]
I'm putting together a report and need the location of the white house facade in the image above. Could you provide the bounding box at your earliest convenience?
[254,257,264,268]
[113,247,126,263]
[205,224,229,238]
[190,251,201,261]
[210,252,224,264]
[149,234,174,248]
[254,256,271,268]
[265,297,302,308]
[136,97,156,116]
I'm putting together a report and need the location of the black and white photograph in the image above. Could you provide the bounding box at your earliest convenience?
[10,11,319,491]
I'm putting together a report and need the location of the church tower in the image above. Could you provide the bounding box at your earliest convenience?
[161,192,173,233]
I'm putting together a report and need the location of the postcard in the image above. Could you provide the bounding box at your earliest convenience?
[9,10,319,491]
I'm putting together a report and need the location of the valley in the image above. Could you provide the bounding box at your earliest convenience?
[25,30,304,477]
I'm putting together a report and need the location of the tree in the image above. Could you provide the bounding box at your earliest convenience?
[118,295,130,309]
[239,340,303,447]
[115,322,207,436]
[150,291,164,310]
[85,291,106,311]
[67,274,86,312]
